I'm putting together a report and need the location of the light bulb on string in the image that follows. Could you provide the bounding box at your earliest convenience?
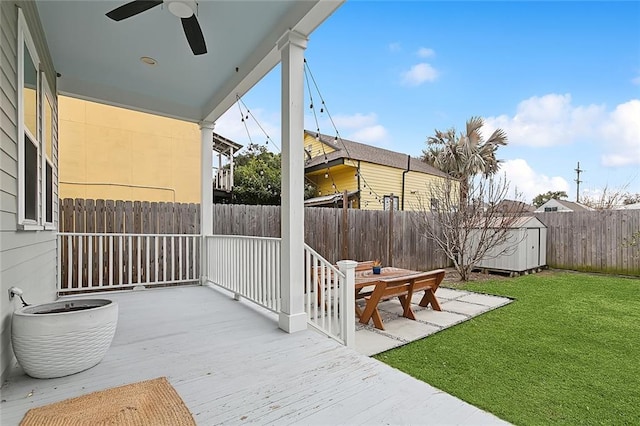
[324,172,329,179]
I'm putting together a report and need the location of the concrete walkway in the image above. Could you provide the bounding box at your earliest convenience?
[356,288,513,355]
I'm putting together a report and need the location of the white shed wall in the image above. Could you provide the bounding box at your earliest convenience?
[474,221,547,273]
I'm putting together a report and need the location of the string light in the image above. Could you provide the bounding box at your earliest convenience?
[234,93,319,193]
[304,59,385,206]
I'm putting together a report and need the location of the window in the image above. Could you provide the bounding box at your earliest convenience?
[430,198,439,212]
[43,78,55,227]
[544,207,558,212]
[383,195,399,211]
[17,8,53,229]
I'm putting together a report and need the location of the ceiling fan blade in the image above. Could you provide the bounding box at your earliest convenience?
[106,0,163,21]
[181,15,207,55]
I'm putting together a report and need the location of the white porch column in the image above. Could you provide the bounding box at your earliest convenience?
[278,30,308,333]
[200,121,214,285]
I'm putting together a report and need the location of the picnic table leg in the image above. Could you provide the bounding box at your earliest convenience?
[419,290,442,311]
[359,283,386,330]
[398,295,416,320]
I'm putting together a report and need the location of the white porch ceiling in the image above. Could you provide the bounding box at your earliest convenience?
[36,0,343,123]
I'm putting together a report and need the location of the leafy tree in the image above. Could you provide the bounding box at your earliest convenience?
[422,116,508,202]
[532,191,568,207]
[231,143,316,205]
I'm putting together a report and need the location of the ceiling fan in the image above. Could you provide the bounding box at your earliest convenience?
[106,0,207,55]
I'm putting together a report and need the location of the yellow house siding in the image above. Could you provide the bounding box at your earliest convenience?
[358,162,403,210]
[403,171,450,211]
[58,96,200,203]
[308,164,358,196]
[304,132,335,160]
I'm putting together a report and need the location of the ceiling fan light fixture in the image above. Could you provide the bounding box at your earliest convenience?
[166,0,196,18]
[140,56,157,65]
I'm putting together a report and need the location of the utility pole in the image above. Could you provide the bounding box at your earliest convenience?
[574,162,583,202]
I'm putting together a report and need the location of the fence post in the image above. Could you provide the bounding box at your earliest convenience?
[337,259,356,348]
[342,190,348,260]
[388,193,394,266]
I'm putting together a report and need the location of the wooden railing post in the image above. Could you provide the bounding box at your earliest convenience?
[337,259,356,348]
[342,190,349,260]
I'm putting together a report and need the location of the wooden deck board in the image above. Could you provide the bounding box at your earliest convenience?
[0,285,508,425]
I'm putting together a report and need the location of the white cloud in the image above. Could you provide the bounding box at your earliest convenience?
[215,105,280,149]
[500,159,570,204]
[401,63,439,86]
[349,125,389,145]
[416,47,435,58]
[388,42,402,52]
[483,94,640,168]
[483,94,604,148]
[321,112,390,146]
[599,100,640,167]
[332,112,378,129]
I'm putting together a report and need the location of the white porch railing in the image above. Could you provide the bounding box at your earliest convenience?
[304,245,355,347]
[57,232,199,294]
[214,169,233,191]
[205,235,281,312]
[204,235,355,347]
[58,232,354,346]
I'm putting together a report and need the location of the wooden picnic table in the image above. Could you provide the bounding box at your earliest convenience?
[355,267,445,330]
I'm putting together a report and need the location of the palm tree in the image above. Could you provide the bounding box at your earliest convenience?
[422,116,508,202]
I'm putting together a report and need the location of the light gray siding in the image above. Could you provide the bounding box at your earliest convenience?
[0,0,58,383]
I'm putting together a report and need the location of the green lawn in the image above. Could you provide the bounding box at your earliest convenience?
[374,272,640,425]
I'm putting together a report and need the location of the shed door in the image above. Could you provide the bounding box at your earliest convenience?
[525,228,540,269]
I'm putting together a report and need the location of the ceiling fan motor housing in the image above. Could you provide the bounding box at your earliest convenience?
[166,0,196,18]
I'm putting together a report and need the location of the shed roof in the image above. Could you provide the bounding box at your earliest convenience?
[304,131,450,179]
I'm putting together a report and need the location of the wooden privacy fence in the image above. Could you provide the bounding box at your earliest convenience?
[211,204,450,272]
[58,198,201,293]
[59,198,200,234]
[212,205,640,276]
[59,200,640,288]
[535,210,640,276]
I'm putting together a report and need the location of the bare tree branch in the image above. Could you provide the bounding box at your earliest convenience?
[410,176,531,281]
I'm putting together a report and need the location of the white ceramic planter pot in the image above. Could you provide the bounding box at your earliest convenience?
[11,299,118,379]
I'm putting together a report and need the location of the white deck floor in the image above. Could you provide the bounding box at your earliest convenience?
[1,285,509,425]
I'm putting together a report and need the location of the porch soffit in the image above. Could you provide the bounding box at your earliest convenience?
[36,1,343,123]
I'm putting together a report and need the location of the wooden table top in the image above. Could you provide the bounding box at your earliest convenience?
[355,267,424,287]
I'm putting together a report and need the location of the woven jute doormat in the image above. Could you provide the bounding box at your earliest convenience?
[20,377,196,426]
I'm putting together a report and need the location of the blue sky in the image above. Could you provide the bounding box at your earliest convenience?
[216,1,640,204]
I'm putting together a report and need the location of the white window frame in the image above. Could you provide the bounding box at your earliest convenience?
[17,8,43,230]
[42,75,56,229]
[383,195,399,211]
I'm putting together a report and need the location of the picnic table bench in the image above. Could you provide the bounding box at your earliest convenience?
[355,267,445,330]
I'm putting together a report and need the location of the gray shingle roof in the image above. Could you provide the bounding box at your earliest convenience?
[556,200,592,211]
[304,131,450,179]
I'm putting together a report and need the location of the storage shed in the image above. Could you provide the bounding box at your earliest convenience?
[473,216,547,274]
